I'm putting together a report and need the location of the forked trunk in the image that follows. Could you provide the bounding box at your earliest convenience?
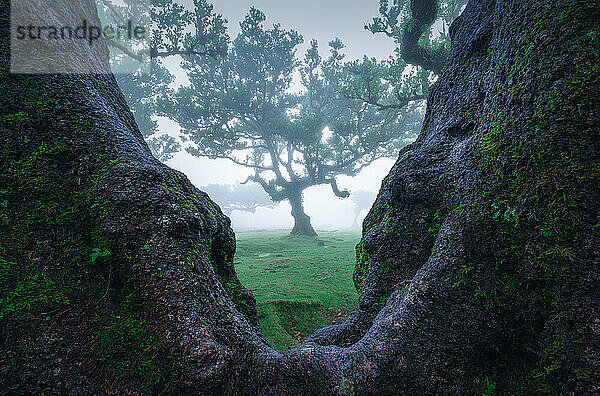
[3,1,598,394]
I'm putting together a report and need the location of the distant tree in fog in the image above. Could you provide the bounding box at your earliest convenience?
[201,183,276,216]
[161,8,424,236]
[351,190,377,229]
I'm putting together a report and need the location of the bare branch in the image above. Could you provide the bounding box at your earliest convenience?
[329,178,350,198]
[241,174,287,202]
[106,39,146,62]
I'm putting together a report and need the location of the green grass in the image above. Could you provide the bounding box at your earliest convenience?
[235,230,360,350]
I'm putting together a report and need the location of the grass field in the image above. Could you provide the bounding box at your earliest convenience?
[234,230,360,350]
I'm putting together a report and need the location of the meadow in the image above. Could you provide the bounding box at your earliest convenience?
[235,230,360,350]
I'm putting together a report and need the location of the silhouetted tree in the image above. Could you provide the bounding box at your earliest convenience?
[161,8,423,235]
[350,190,377,229]
[201,184,276,216]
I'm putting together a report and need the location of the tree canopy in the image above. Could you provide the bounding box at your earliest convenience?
[111,0,468,235]
[98,0,229,61]
[99,0,230,160]
[159,8,424,235]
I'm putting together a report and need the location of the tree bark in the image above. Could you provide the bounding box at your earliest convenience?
[2,0,599,394]
[288,189,317,237]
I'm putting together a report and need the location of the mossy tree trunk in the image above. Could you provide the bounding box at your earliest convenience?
[1,0,599,394]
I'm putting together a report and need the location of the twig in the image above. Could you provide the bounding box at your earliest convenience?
[95,267,112,305]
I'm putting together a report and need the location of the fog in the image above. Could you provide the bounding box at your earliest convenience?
[160,117,395,232]
[159,1,404,232]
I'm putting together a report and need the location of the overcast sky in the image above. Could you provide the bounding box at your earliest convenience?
[210,0,396,61]
[162,1,404,232]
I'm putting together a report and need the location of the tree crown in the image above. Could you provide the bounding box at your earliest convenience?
[162,8,423,202]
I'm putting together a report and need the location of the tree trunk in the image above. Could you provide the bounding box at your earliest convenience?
[2,0,599,394]
[288,189,317,236]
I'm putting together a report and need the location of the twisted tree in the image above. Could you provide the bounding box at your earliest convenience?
[366,0,469,74]
[2,0,598,394]
[162,8,423,236]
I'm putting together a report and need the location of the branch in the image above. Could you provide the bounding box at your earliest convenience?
[106,39,145,62]
[211,155,271,171]
[329,178,350,198]
[241,174,287,202]
[323,139,387,178]
[101,0,125,25]
[243,145,269,150]
[283,142,299,181]
[107,42,217,63]
[265,140,288,185]
[443,0,469,25]
[401,0,448,74]
[150,47,211,59]
[346,92,426,111]
[187,148,271,171]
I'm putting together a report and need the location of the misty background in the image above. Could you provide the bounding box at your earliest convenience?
[155,0,405,232]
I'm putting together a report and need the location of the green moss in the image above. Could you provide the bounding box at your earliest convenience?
[97,314,164,390]
[236,230,359,349]
[427,207,444,237]
[256,300,323,350]
[0,253,69,320]
[0,73,195,392]
[353,240,370,292]
[469,3,600,390]
[0,111,31,124]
